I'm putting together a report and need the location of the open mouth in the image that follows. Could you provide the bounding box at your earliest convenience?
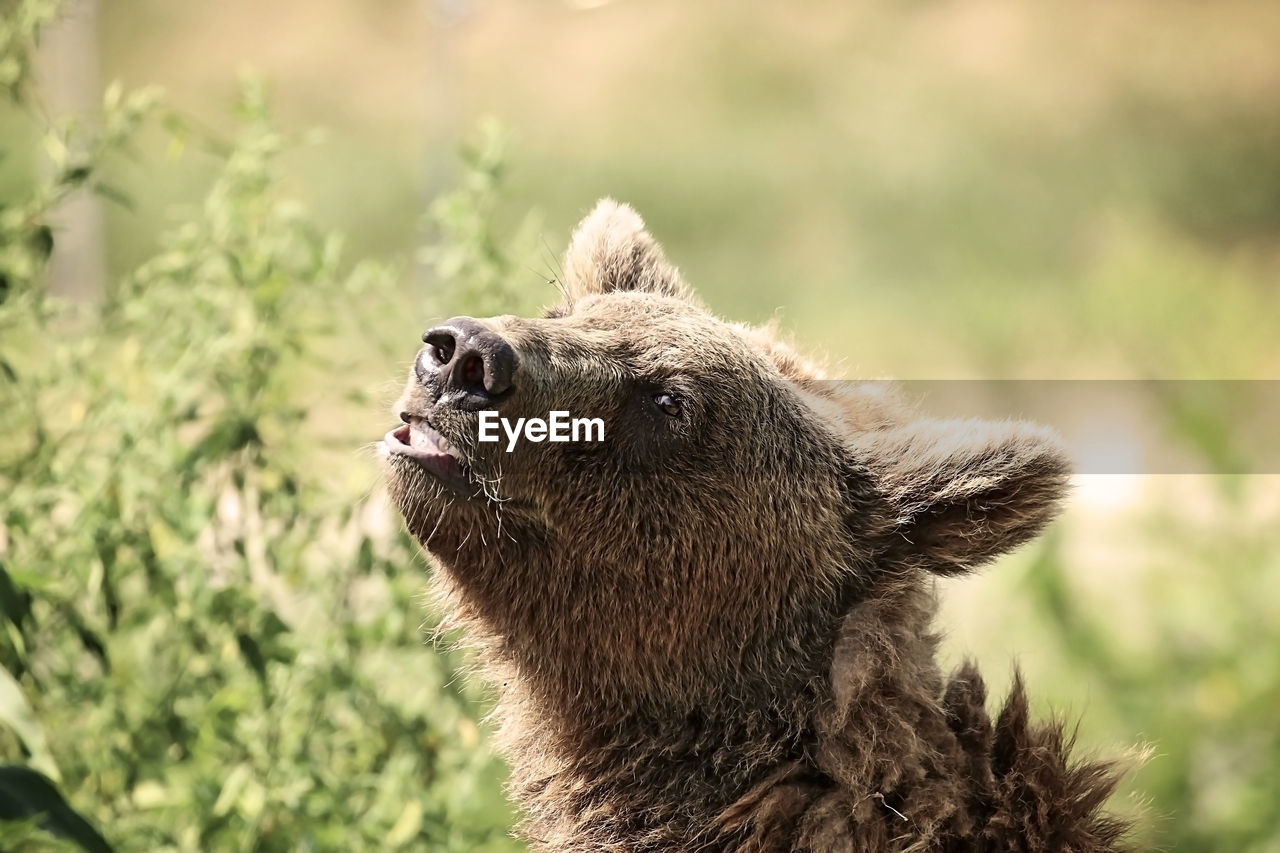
[383,419,473,492]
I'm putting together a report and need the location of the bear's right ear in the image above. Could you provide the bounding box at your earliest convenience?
[561,199,690,300]
[857,419,1071,577]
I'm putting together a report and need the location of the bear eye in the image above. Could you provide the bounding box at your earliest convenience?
[653,392,682,418]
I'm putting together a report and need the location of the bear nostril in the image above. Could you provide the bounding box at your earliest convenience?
[423,330,456,366]
[458,354,485,387]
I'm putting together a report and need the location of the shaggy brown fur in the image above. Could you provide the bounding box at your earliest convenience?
[382,200,1133,851]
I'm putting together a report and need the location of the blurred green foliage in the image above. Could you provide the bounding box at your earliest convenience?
[420,117,545,321]
[0,4,520,850]
[0,0,57,103]
[1,1,1279,852]
[1023,513,1280,851]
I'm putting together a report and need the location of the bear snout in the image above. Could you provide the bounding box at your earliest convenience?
[418,316,519,410]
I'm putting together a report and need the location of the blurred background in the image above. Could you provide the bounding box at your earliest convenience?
[2,0,1278,850]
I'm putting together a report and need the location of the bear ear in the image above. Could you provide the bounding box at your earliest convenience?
[860,419,1071,576]
[561,199,690,300]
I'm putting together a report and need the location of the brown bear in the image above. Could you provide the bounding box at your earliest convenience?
[381,200,1133,852]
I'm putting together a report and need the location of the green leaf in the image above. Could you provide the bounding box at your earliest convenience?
[27,225,54,262]
[90,182,133,211]
[0,564,33,633]
[0,669,59,783]
[0,766,113,853]
[59,165,92,188]
[235,632,267,682]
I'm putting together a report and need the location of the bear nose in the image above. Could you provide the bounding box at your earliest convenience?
[422,317,517,402]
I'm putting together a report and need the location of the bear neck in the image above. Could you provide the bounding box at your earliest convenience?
[495,663,833,851]
[434,537,1128,851]
[432,535,950,850]
[434,528,856,722]
[482,576,954,851]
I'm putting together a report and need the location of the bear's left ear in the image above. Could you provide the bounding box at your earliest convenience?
[561,199,690,300]
[861,419,1071,576]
